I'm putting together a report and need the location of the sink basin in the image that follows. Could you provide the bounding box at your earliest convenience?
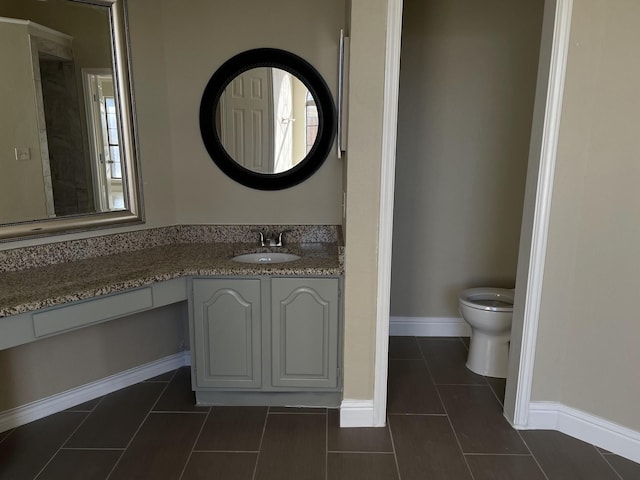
[231,252,301,264]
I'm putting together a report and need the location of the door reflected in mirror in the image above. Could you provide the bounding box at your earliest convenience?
[216,67,319,175]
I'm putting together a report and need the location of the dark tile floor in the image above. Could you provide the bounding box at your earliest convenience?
[1,337,639,479]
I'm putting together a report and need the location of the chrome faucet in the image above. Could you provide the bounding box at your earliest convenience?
[253,230,287,247]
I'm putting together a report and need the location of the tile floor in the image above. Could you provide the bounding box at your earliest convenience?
[1,337,639,479]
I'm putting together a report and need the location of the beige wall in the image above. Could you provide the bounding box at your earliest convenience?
[6,0,112,70]
[0,303,188,411]
[0,21,48,223]
[531,0,640,431]
[153,0,345,225]
[342,0,388,400]
[390,0,544,318]
[125,0,178,229]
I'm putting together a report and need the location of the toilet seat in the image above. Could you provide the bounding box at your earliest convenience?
[458,288,514,312]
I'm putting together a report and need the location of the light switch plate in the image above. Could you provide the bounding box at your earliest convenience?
[15,147,31,161]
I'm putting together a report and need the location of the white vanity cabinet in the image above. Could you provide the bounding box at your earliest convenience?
[189,276,342,406]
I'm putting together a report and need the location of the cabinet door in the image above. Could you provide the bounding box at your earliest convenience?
[271,278,339,388]
[192,279,261,389]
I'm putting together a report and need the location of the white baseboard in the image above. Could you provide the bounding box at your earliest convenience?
[0,351,191,433]
[340,399,375,427]
[389,316,471,337]
[523,401,640,464]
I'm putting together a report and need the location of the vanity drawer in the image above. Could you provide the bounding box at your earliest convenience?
[32,287,153,338]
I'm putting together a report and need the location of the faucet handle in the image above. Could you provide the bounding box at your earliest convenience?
[251,229,265,246]
[276,230,291,247]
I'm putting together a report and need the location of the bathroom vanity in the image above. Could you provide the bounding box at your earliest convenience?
[0,0,347,434]
[191,276,341,406]
[0,225,344,408]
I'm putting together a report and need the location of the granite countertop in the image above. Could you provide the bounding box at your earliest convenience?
[0,242,342,317]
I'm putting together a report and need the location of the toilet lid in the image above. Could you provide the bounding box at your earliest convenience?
[458,287,514,312]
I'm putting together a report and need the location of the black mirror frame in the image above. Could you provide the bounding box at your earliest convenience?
[199,48,336,191]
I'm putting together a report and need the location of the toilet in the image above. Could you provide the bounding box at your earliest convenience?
[458,287,514,378]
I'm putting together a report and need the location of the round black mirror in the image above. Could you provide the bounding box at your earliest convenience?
[200,48,336,190]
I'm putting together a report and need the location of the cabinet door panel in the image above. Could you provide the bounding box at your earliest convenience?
[271,278,339,388]
[192,279,261,388]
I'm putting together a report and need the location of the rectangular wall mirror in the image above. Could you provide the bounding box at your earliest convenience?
[0,0,143,241]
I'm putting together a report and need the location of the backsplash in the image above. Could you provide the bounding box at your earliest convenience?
[175,225,341,244]
[0,225,342,272]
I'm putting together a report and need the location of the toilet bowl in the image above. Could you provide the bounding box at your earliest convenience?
[458,287,514,378]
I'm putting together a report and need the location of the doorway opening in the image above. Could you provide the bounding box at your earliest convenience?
[371,0,571,428]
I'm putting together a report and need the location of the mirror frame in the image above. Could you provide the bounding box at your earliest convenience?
[0,0,143,241]
[199,48,336,190]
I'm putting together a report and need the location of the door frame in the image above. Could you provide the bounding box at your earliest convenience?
[372,0,574,427]
[82,68,115,212]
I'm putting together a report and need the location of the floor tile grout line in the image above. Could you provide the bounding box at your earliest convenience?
[595,445,625,480]
[60,447,126,451]
[31,402,100,480]
[417,336,489,388]
[514,431,551,480]
[177,404,213,480]
[166,368,179,382]
[192,449,260,453]
[151,410,209,414]
[458,337,504,410]
[418,337,523,464]
[419,337,476,480]
[386,414,403,480]
[405,336,448,417]
[251,406,270,480]
[462,452,535,458]
[327,450,397,454]
[485,381,505,407]
[438,393,477,480]
[64,393,105,414]
[143,368,178,384]
[104,374,174,480]
[0,428,15,446]
[416,337,443,408]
